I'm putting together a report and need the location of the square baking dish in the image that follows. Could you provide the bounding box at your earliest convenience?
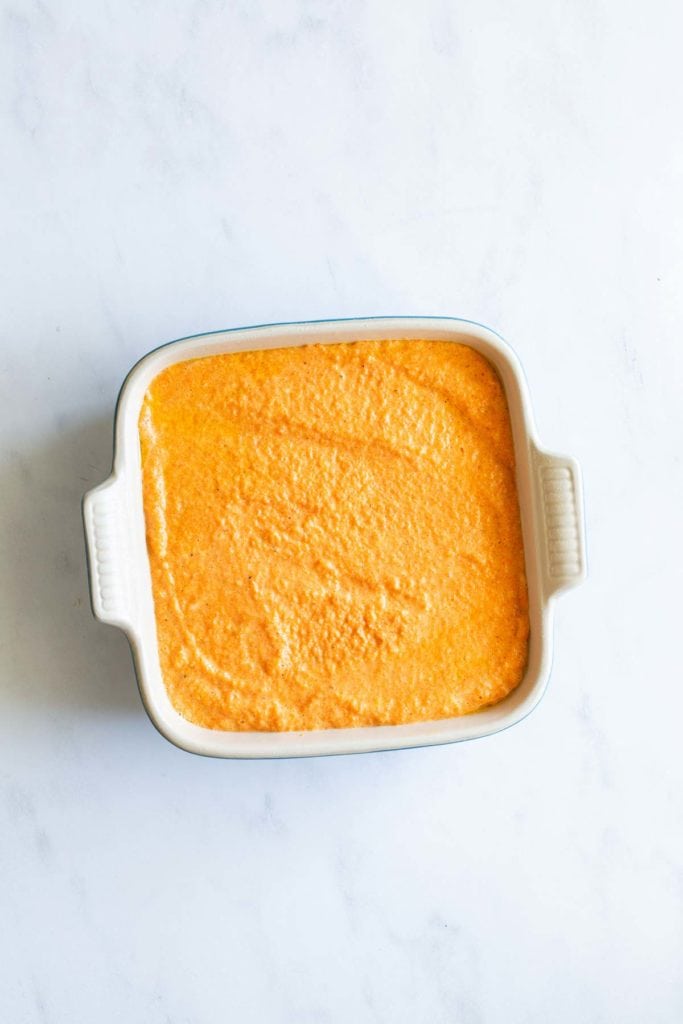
[83,317,586,757]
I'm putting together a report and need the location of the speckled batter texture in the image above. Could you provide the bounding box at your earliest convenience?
[139,339,529,731]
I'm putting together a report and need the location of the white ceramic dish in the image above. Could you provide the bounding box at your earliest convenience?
[83,317,586,757]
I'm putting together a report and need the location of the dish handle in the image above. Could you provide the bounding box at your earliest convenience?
[533,447,587,598]
[83,475,136,631]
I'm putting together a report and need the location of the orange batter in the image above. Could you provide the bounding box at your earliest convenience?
[139,339,529,731]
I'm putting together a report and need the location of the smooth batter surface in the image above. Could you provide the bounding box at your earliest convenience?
[139,339,529,731]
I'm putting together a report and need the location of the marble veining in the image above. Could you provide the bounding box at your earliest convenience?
[1,1,682,1021]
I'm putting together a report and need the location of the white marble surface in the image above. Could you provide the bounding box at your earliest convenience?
[2,1,682,1020]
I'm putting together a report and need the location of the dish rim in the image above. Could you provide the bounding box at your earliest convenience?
[83,316,586,757]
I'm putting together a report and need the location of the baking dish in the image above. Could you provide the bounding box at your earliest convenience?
[83,317,586,757]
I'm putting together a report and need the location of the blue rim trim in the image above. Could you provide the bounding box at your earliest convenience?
[129,313,508,369]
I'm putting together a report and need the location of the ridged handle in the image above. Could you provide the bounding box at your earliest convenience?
[535,449,587,597]
[83,476,135,629]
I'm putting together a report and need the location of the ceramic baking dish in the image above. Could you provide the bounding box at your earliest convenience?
[83,317,586,757]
